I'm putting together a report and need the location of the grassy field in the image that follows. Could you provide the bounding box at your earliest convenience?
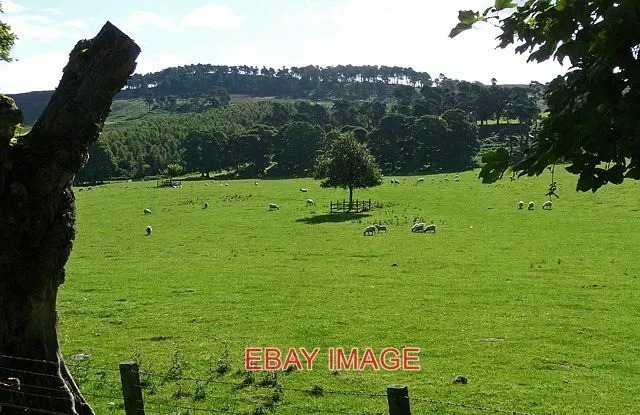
[61,170,640,415]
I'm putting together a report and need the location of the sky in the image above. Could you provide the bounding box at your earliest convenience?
[0,0,566,94]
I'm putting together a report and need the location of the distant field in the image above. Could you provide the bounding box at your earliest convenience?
[61,170,640,414]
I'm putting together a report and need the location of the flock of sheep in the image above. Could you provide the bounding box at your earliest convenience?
[134,173,553,237]
[519,200,553,210]
[363,222,436,236]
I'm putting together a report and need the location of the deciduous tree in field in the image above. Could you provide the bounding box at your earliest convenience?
[451,0,640,191]
[314,132,382,210]
[0,21,139,414]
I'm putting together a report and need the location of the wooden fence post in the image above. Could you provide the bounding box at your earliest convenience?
[387,385,410,415]
[120,361,145,415]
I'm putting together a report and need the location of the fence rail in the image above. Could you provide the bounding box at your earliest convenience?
[0,353,545,415]
[329,199,371,213]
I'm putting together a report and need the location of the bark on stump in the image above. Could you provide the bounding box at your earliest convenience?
[0,22,140,415]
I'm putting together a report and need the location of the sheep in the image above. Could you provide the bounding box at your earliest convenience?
[269,203,279,210]
[518,200,524,209]
[145,226,152,236]
[424,224,437,233]
[411,222,426,233]
[306,199,315,206]
[224,183,229,187]
[255,182,258,186]
[203,201,209,209]
[205,183,209,187]
[87,187,92,191]
[144,208,152,215]
[363,225,377,236]
[375,224,388,233]
[542,200,552,210]
[416,177,424,184]
[528,201,535,210]
[78,187,84,192]
[300,188,308,192]
[390,178,400,185]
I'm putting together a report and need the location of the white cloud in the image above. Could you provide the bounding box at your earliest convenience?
[5,14,85,42]
[2,0,24,13]
[125,4,244,33]
[127,11,179,33]
[181,4,244,29]
[277,0,565,84]
[43,7,62,16]
[64,19,90,30]
[0,50,68,94]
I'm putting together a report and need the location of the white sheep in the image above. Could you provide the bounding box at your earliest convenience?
[542,200,552,210]
[363,225,377,236]
[306,199,315,206]
[255,182,258,186]
[144,208,152,215]
[518,200,524,209]
[145,226,152,236]
[375,224,388,233]
[78,187,84,192]
[269,203,279,210]
[416,178,424,184]
[203,201,209,209]
[205,183,209,187]
[528,201,535,210]
[411,222,426,233]
[300,188,308,192]
[424,224,437,233]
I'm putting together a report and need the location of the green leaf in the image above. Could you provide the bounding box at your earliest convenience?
[458,10,480,24]
[478,148,510,184]
[449,22,473,38]
[556,0,568,11]
[494,0,516,11]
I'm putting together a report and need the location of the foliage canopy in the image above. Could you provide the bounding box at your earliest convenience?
[314,132,382,206]
[452,0,640,191]
[0,1,17,62]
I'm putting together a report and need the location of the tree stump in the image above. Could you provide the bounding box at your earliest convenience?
[0,22,140,415]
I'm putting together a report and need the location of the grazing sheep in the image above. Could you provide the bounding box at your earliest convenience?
[424,224,437,233]
[542,200,552,210]
[518,200,524,209]
[416,177,424,184]
[87,187,92,191]
[306,198,315,206]
[78,187,84,192]
[363,225,377,236]
[145,226,152,236]
[269,203,279,210]
[255,182,258,186]
[375,224,388,233]
[144,208,152,215]
[205,183,209,187]
[224,183,229,187]
[411,222,426,233]
[203,201,209,209]
[528,201,535,210]
[390,178,400,185]
[300,188,308,192]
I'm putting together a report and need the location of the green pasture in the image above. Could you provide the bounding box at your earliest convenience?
[61,170,640,414]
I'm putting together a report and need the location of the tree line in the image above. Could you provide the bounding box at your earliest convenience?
[120,64,542,125]
[77,89,521,183]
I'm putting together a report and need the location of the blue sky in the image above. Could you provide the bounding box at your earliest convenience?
[0,0,565,94]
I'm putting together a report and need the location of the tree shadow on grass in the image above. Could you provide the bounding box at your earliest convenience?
[296,213,371,225]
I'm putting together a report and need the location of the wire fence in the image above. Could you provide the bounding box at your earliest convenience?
[0,353,545,415]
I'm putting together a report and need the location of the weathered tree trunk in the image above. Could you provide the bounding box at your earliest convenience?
[0,22,139,414]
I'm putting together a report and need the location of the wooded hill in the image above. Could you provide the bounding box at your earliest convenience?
[8,64,543,183]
